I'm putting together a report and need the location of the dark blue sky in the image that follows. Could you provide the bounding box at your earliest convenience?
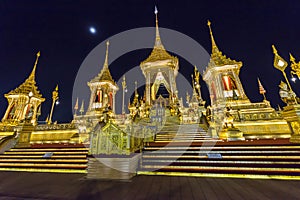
[0,0,299,122]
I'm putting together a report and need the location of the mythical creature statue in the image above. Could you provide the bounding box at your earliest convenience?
[223,106,234,128]
[279,81,299,105]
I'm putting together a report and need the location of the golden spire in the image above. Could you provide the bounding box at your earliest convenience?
[134,81,138,97]
[154,6,161,47]
[130,81,139,107]
[272,45,278,55]
[207,20,219,53]
[74,97,79,113]
[90,40,117,86]
[257,77,266,100]
[6,51,44,99]
[207,20,242,68]
[103,41,109,69]
[290,53,296,63]
[29,51,40,81]
[80,100,85,115]
[140,6,178,65]
[289,53,300,79]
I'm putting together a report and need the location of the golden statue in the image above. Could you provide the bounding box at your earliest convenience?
[279,81,299,105]
[290,53,300,79]
[223,106,234,128]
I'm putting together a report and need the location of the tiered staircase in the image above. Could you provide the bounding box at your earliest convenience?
[155,123,218,143]
[0,144,88,173]
[139,123,300,180]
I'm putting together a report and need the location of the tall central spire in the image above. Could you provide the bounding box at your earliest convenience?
[28,51,40,81]
[140,6,177,65]
[154,6,162,47]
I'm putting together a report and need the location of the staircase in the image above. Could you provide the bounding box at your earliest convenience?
[155,124,218,143]
[0,144,88,173]
[138,123,300,180]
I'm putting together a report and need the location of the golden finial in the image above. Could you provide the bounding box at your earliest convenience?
[103,40,110,68]
[290,53,296,63]
[29,51,41,80]
[257,77,266,100]
[194,65,200,83]
[272,45,278,55]
[122,75,127,89]
[289,53,300,79]
[74,97,79,114]
[207,20,211,27]
[155,6,158,27]
[80,100,85,115]
[154,5,161,46]
[191,74,195,89]
[207,20,218,51]
[134,81,139,98]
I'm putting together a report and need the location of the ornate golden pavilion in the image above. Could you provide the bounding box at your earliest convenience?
[0,6,298,148]
[0,7,300,179]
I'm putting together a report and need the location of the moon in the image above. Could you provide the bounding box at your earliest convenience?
[89,27,96,34]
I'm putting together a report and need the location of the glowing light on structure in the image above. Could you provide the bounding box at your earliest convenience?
[277,60,285,67]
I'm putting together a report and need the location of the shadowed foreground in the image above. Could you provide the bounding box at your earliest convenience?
[0,172,300,200]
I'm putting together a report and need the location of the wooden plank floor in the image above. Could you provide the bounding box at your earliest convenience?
[0,172,299,199]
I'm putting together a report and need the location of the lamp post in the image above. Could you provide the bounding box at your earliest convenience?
[194,66,201,101]
[272,45,297,104]
[122,75,127,114]
[48,85,59,124]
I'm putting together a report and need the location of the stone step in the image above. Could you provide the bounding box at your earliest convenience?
[153,139,221,143]
[0,163,87,168]
[142,154,300,160]
[141,159,300,166]
[9,148,88,151]
[144,146,300,150]
[0,155,87,159]
[0,167,86,173]
[0,145,88,174]
[142,150,300,154]
[139,165,300,176]
[155,135,211,140]
[4,151,88,155]
[0,159,88,163]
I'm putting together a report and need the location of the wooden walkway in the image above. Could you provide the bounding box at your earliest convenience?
[0,172,299,199]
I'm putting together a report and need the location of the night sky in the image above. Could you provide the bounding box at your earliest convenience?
[0,0,300,122]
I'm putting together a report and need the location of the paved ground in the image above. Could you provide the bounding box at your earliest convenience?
[0,172,299,200]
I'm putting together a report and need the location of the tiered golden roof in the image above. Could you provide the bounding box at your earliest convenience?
[6,52,44,99]
[90,41,117,86]
[207,20,242,68]
[140,8,178,65]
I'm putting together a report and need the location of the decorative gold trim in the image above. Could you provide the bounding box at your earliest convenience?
[138,171,300,180]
